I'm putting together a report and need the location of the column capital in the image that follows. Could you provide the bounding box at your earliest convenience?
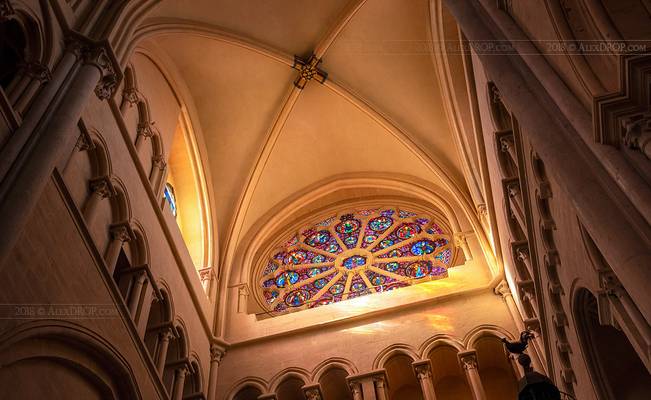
[199,267,215,283]
[210,344,226,364]
[64,32,122,100]
[109,222,135,243]
[20,61,52,83]
[302,384,322,400]
[347,379,362,396]
[137,121,157,138]
[494,279,512,298]
[152,154,167,170]
[499,134,515,153]
[412,359,432,381]
[0,0,15,20]
[458,350,479,371]
[75,127,95,152]
[158,327,174,341]
[90,176,117,199]
[122,87,140,107]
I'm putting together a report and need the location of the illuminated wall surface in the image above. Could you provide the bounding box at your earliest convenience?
[258,207,457,315]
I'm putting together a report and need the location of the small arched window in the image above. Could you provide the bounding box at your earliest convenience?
[163,182,177,218]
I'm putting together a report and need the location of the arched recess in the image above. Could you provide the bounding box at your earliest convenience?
[232,385,263,400]
[0,4,50,119]
[427,344,472,400]
[318,367,351,400]
[383,353,423,400]
[470,334,518,400]
[163,321,190,394]
[573,287,651,400]
[144,285,174,362]
[227,377,268,400]
[124,48,216,272]
[269,369,310,400]
[0,321,141,399]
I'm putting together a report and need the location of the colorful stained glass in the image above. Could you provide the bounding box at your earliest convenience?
[285,235,299,247]
[285,289,310,307]
[260,207,455,314]
[406,261,431,278]
[411,240,437,255]
[369,216,393,232]
[343,255,366,269]
[398,210,417,218]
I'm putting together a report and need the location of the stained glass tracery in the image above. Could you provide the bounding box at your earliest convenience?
[258,207,456,315]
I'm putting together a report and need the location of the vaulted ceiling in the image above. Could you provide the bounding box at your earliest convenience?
[136,0,480,270]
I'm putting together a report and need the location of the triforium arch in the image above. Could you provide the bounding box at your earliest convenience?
[227,377,268,400]
[0,2,51,116]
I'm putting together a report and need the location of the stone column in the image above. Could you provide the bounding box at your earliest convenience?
[156,328,174,376]
[373,374,389,400]
[82,176,116,225]
[0,33,120,270]
[10,61,52,114]
[207,344,226,400]
[412,360,437,400]
[127,270,147,317]
[104,222,134,275]
[171,364,189,400]
[458,351,487,400]
[348,380,363,400]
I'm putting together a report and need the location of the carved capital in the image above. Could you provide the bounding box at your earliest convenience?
[303,387,322,400]
[109,223,134,243]
[158,327,174,342]
[621,112,651,159]
[413,362,432,380]
[151,154,166,170]
[0,0,15,20]
[506,180,520,198]
[199,267,214,283]
[122,87,140,107]
[494,280,512,298]
[476,203,487,217]
[137,121,157,138]
[89,176,116,199]
[75,128,94,152]
[524,317,541,334]
[210,344,225,364]
[19,61,52,83]
[372,374,386,388]
[453,232,467,248]
[599,270,623,297]
[347,380,362,395]
[499,135,514,154]
[458,350,479,370]
[65,33,121,100]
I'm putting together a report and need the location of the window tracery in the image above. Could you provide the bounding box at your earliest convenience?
[258,207,456,315]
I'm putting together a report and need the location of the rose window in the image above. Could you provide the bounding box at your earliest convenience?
[258,207,456,315]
